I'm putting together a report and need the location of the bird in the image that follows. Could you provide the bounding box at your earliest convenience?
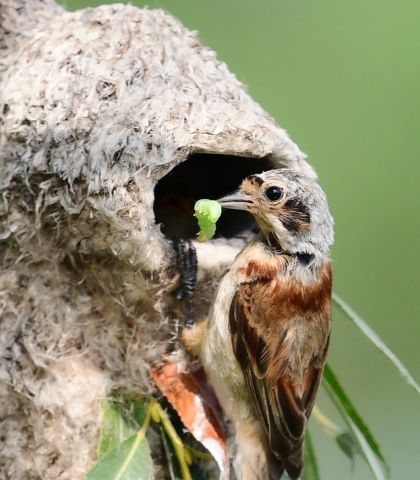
[182,169,334,480]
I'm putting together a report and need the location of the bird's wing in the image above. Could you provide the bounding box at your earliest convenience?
[229,282,331,463]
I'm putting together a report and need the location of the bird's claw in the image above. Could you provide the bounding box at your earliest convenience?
[173,239,198,325]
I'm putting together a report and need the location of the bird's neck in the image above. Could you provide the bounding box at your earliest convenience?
[261,231,317,267]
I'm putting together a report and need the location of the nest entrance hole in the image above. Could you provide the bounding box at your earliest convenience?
[154,153,273,240]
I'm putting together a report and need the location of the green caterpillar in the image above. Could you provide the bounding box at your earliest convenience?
[194,199,222,241]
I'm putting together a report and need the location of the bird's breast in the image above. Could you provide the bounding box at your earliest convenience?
[234,240,288,283]
[232,243,332,373]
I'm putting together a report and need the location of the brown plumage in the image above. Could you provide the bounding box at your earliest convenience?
[230,253,331,479]
[185,169,334,480]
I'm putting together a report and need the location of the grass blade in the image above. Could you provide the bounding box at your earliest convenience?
[323,364,390,479]
[302,430,321,480]
[347,417,387,480]
[332,292,420,395]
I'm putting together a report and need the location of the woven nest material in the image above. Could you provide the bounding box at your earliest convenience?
[0,1,314,478]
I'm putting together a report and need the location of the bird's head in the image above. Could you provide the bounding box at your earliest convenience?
[218,169,334,256]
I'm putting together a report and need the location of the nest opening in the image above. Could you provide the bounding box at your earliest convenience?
[154,153,273,240]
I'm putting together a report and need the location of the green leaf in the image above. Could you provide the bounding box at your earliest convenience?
[89,396,154,480]
[302,430,320,480]
[332,292,420,395]
[335,432,358,462]
[130,397,147,426]
[98,400,135,457]
[323,364,390,479]
[97,397,147,458]
[87,433,154,480]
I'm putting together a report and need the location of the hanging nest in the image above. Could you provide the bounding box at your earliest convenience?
[0,1,315,478]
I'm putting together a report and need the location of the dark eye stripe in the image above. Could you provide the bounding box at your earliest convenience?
[282,199,311,232]
[284,199,311,222]
[281,217,301,232]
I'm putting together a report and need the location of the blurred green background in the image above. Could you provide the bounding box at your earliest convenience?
[64,0,420,478]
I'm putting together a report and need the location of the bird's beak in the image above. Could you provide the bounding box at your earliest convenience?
[218,189,253,211]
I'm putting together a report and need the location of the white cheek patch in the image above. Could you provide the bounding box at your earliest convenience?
[266,214,289,236]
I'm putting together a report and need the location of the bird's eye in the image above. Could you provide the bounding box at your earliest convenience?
[265,186,283,202]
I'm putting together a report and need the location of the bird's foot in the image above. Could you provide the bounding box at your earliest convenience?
[173,239,198,325]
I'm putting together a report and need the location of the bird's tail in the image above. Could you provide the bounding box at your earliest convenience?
[268,445,303,480]
[283,445,303,480]
[267,453,284,480]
